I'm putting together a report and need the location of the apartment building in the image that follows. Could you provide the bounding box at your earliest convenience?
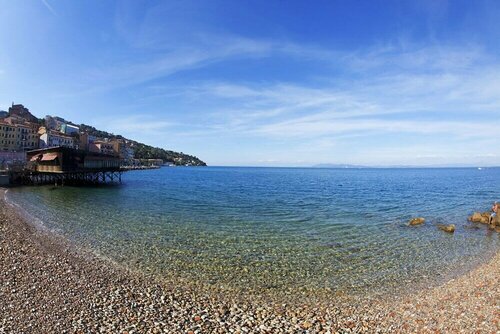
[94,140,115,156]
[110,139,135,161]
[39,129,78,149]
[0,121,39,151]
[79,132,97,151]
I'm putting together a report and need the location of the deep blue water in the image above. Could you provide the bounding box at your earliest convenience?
[7,167,500,296]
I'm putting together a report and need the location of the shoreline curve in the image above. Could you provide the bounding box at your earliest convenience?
[0,189,498,333]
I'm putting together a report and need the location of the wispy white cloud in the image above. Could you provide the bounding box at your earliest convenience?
[252,118,493,139]
[79,36,273,94]
[342,43,486,73]
[176,76,499,141]
[166,42,499,139]
[41,0,57,16]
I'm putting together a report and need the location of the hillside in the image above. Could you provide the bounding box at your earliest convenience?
[2,104,206,166]
[78,124,206,166]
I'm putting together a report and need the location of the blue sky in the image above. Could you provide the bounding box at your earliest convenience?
[1,0,500,166]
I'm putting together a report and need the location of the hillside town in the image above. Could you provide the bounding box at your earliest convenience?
[0,103,205,171]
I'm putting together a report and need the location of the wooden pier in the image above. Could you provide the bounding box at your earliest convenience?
[19,146,126,186]
[24,170,123,186]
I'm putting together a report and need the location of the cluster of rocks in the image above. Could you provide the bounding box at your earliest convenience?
[408,217,456,233]
[468,211,500,232]
[409,206,500,233]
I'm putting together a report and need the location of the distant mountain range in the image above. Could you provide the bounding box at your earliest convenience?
[313,164,369,168]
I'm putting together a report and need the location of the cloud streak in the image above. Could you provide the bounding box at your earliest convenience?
[41,0,57,16]
[77,36,274,94]
[176,60,500,141]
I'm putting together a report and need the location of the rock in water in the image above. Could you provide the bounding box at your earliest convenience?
[438,224,455,233]
[480,212,491,224]
[409,217,425,226]
[468,212,482,222]
[469,212,490,224]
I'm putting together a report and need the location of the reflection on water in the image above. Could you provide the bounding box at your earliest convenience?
[8,167,500,296]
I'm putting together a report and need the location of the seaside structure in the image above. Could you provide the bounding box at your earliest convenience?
[25,146,122,185]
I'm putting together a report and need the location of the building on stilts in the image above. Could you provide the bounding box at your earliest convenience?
[24,146,123,185]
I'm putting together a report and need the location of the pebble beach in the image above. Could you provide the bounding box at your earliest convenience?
[0,192,499,333]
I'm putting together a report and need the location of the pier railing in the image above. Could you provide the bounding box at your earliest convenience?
[13,169,124,186]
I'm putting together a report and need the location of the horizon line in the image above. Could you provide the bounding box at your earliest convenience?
[195,165,500,169]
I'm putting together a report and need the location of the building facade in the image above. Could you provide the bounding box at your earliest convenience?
[39,130,77,149]
[110,139,135,163]
[0,151,27,170]
[79,132,97,151]
[60,123,80,135]
[94,140,116,156]
[0,121,39,151]
[44,115,67,131]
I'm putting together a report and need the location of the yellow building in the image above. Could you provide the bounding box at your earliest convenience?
[0,121,39,151]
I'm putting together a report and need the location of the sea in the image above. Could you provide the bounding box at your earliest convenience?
[6,167,500,297]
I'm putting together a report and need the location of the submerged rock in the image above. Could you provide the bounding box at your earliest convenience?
[481,212,492,223]
[409,217,425,226]
[464,224,480,230]
[468,212,482,222]
[438,224,455,233]
[468,212,490,224]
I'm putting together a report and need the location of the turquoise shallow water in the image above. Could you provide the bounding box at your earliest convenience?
[7,167,500,296]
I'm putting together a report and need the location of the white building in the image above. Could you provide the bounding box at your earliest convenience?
[39,131,77,149]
